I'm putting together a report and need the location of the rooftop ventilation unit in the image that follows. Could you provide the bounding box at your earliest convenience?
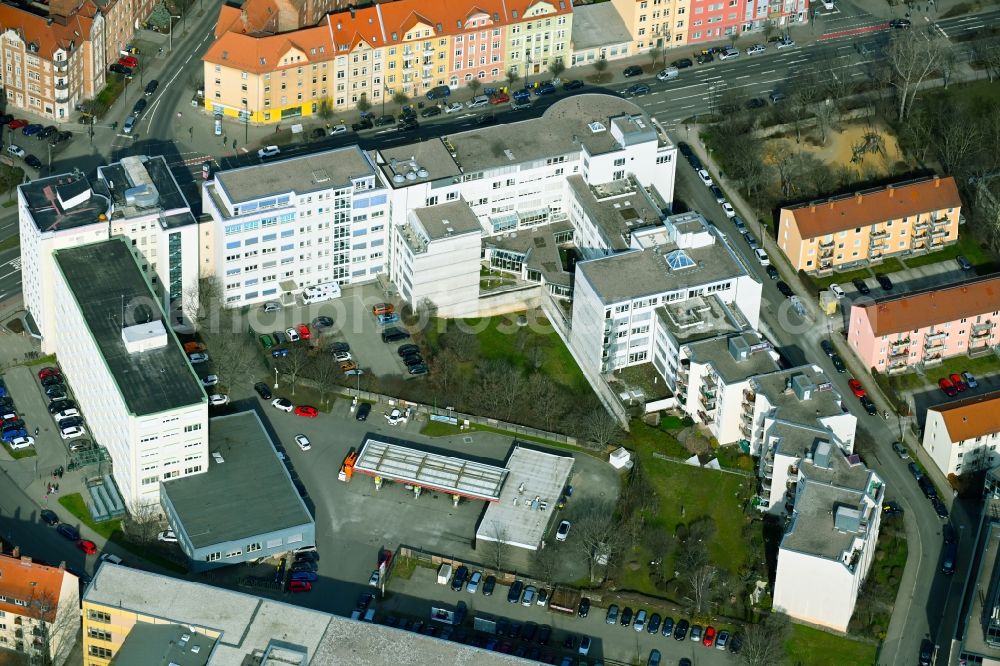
[588,121,606,133]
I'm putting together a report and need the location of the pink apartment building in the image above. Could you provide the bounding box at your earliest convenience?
[848,275,1000,374]
[686,0,808,44]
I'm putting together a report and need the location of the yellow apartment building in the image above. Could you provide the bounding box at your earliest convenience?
[610,0,691,52]
[777,176,963,274]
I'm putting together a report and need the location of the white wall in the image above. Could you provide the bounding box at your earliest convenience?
[772,547,858,632]
[923,410,1000,476]
[393,227,482,317]
[51,262,208,506]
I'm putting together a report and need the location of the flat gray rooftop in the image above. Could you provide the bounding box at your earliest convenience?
[112,623,214,666]
[161,411,312,549]
[767,420,833,459]
[443,94,651,174]
[577,238,746,305]
[86,563,536,665]
[656,294,742,346]
[53,239,204,417]
[572,2,632,49]
[98,155,192,223]
[20,172,112,233]
[216,145,378,204]
[567,175,664,251]
[412,199,483,240]
[355,438,508,501]
[782,479,868,561]
[477,446,575,550]
[752,365,846,425]
[375,140,461,188]
[685,332,780,385]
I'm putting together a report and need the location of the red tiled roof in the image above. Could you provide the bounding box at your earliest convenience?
[0,4,94,60]
[784,177,962,239]
[859,275,1000,337]
[931,390,1000,443]
[0,555,68,623]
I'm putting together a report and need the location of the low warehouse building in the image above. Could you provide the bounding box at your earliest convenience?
[160,411,315,571]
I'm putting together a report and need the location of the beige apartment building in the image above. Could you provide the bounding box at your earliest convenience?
[777,176,963,274]
[610,0,691,51]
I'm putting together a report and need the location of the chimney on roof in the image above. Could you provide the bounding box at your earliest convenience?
[856,193,863,205]
[810,204,816,213]
[337,21,342,29]
[241,8,249,31]
[935,176,941,188]
[829,201,835,209]
[349,6,355,17]
[887,185,894,198]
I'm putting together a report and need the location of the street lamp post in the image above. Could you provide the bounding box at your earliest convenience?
[168,15,182,52]
[381,85,389,118]
[274,367,279,390]
[244,98,249,144]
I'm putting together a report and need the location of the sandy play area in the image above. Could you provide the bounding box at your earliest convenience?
[765,122,907,176]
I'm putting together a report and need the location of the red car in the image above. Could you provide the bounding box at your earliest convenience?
[38,366,61,380]
[294,405,318,418]
[950,373,967,392]
[77,539,97,555]
[7,119,27,129]
[289,580,312,592]
[703,626,716,647]
[848,379,865,398]
[490,93,510,105]
[296,323,311,340]
[118,56,138,68]
[939,377,958,397]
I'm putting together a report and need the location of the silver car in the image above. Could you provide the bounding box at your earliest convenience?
[466,571,482,593]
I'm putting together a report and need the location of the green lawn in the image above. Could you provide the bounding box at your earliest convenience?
[59,493,185,573]
[784,624,878,666]
[900,234,994,270]
[2,443,36,459]
[890,353,1000,392]
[628,422,755,578]
[813,265,875,290]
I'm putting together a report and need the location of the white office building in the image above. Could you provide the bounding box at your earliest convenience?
[389,200,483,317]
[570,212,762,378]
[923,390,1000,477]
[51,238,208,506]
[19,156,200,352]
[742,365,855,456]
[772,438,884,632]
[201,145,390,307]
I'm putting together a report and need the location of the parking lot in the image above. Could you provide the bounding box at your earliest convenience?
[225,392,619,618]
[246,283,422,380]
[381,565,741,666]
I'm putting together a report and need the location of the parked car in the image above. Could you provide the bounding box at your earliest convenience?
[703,626,716,647]
[620,607,633,627]
[556,520,571,541]
[451,565,469,592]
[671,58,694,68]
[294,405,318,418]
[188,352,208,364]
[578,597,590,617]
[77,539,97,555]
[696,169,714,186]
[483,574,496,596]
[939,377,958,397]
[466,571,482,593]
[145,79,159,95]
[623,65,643,77]
[909,462,924,481]
[56,523,80,541]
[875,273,894,290]
[674,619,690,640]
[606,604,619,625]
[831,353,846,373]
[860,396,877,416]
[776,281,794,299]
[932,497,949,519]
[521,585,537,606]
[24,155,41,169]
[716,629,730,650]
[254,382,273,400]
[351,118,374,131]
[852,278,871,295]
[745,43,766,55]
[633,609,647,632]
[956,255,973,271]
[776,37,796,49]
[950,372,968,392]
[257,145,281,159]
[563,79,585,90]
[272,398,294,412]
[355,403,372,421]
[892,441,909,459]
[507,580,523,603]
[883,501,904,517]
[718,47,740,60]
[830,283,846,299]
[661,616,674,637]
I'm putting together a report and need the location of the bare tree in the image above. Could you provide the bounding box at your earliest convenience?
[356,94,371,113]
[740,612,791,666]
[506,67,521,89]
[27,589,68,666]
[570,498,627,582]
[884,30,946,121]
[311,355,342,406]
[974,43,1000,83]
[276,345,311,395]
[532,543,561,583]
[582,406,623,451]
[122,500,161,544]
[938,41,959,89]
[440,327,479,362]
[183,276,225,333]
[208,330,266,388]
[648,47,663,70]
[592,57,608,82]
[548,58,566,79]
[467,78,483,96]
[526,373,570,432]
[812,99,837,145]
[684,563,719,616]
[483,520,510,571]
[477,359,524,420]
[429,349,464,403]
[392,91,410,107]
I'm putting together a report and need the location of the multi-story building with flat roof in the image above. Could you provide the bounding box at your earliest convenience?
[954,470,1000,664]
[777,176,962,274]
[0,554,79,665]
[847,274,1000,373]
[923,390,1000,477]
[82,562,550,665]
[203,0,572,122]
[570,211,761,377]
[51,238,207,506]
[201,145,389,307]
[772,437,883,632]
[20,156,202,351]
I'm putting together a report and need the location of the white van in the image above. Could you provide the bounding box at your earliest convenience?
[467,95,490,109]
[656,67,679,81]
[302,282,342,304]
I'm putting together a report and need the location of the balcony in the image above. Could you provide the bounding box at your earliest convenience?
[913,219,929,231]
[931,216,950,227]
[699,393,716,412]
[761,477,772,491]
[888,347,908,359]
[870,230,890,240]
[697,409,712,424]
[699,384,716,399]
[702,374,717,389]
[743,389,756,403]
[740,422,752,437]
[890,337,910,349]
[787,464,799,476]
[973,322,994,338]
[925,331,947,343]
[819,239,834,249]
[924,353,944,367]
[887,360,909,375]
[931,229,949,239]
